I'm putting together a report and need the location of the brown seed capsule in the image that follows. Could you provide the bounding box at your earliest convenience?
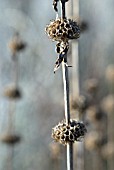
[4,86,22,100]
[52,119,87,145]
[45,18,80,42]
[0,134,21,145]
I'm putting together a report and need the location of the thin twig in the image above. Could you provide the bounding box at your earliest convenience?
[62,62,70,124]
[60,1,73,170]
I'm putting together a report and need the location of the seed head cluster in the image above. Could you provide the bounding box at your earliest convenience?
[0,134,21,145]
[52,119,87,145]
[4,86,21,99]
[46,18,80,42]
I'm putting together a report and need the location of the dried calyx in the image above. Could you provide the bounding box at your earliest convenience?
[52,119,87,145]
[54,41,69,73]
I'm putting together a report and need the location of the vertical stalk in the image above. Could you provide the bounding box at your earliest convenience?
[12,55,19,88]
[62,57,73,170]
[62,62,70,124]
[61,1,73,170]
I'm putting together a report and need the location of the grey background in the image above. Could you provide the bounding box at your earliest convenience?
[0,0,114,170]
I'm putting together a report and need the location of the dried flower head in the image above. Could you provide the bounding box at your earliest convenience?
[52,119,87,145]
[105,65,114,83]
[4,86,21,99]
[0,134,21,145]
[8,33,26,56]
[101,95,114,114]
[84,78,98,94]
[45,18,80,42]
[86,106,104,122]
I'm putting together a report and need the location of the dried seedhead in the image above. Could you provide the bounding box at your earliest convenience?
[84,78,98,94]
[8,33,26,56]
[45,18,80,42]
[86,106,104,123]
[71,95,90,113]
[52,119,87,145]
[0,134,21,145]
[4,86,22,99]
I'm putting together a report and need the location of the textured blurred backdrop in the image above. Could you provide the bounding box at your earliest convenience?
[0,0,114,170]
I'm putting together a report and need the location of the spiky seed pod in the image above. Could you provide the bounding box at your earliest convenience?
[52,119,87,145]
[105,65,114,83]
[4,86,21,99]
[101,95,114,114]
[0,134,21,145]
[84,78,98,94]
[45,18,80,42]
[85,132,105,151]
[71,95,90,113]
[8,35,26,56]
[86,106,104,122]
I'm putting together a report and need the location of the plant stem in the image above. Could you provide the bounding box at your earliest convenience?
[62,62,70,124]
[60,1,73,169]
[62,61,73,170]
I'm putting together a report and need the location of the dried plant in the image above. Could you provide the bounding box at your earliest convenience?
[45,0,87,170]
